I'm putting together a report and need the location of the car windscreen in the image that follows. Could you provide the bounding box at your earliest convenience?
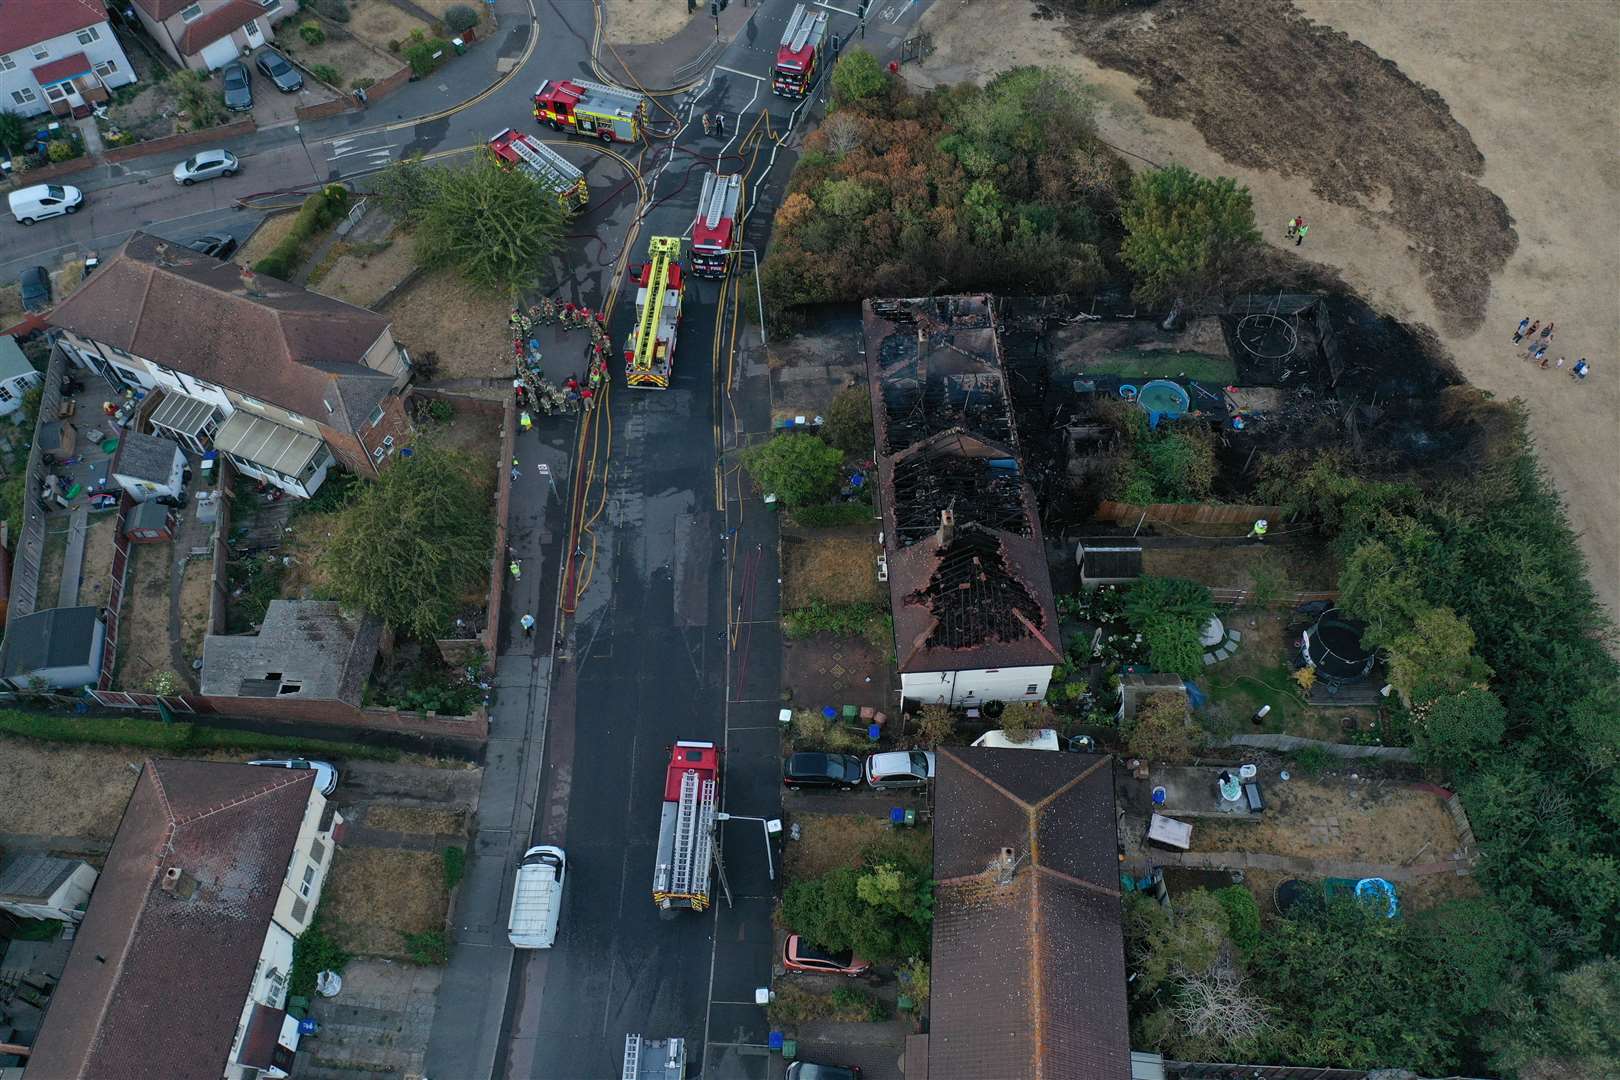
[797,941,852,965]
[225,69,246,87]
[46,185,65,198]
[909,751,929,774]
[266,54,289,73]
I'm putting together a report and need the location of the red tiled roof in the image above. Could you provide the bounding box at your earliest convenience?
[25,759,315,1080]
[49,231,398,435]
[131,0,199,20]
[175,0,261,56]
[0,0,105,55]
[238,1003,287,1069]
[31,50,91,85]
[931,748,1130,1080]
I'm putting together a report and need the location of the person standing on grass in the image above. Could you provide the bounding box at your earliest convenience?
[1539,353,1553,370]
[1531,342,1548,364]
[1294,222,1309,246]
[1540,321,1556,343]
[1524,319,1540,343]
[1512,316,1530,343]
[1572,358,1590,380]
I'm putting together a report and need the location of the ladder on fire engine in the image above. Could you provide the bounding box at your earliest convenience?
[575,78,646,116]
[667,769,717,904]
[782,3,820,50]
[702,173,734,229]
[631,236,680,375]
[505,135,578,188]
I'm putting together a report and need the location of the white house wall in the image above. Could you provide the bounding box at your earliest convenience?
[0,22,134,118]
[901,665,1053,707]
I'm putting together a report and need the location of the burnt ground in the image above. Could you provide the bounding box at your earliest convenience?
[1064,0,1516,335]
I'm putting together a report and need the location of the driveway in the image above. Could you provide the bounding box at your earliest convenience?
[243,53,341,129]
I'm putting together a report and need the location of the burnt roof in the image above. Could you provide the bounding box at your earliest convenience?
[48,232,397,436]
[200,599,381,703]
[931,748,1130,1080]
[867,297,1059,675]
[25,759,315,1080]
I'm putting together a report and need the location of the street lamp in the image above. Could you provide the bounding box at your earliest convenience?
[716,813,782,881]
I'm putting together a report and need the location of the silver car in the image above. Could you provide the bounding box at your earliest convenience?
[173,149,240,186]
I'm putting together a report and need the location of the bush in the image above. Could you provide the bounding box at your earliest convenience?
[444,3,480,32]
[789,708,867,753]
[443,846,466,891]
[300,20,326,45]
[830,49,888,108]
[45,139,78,163]
[289,915,349,998]
[1120,164,1260,304]
[0,109,28,155]
[790,502,873,527]
[1289,744,1334,777]
[351,76,375,90]
[253,184,351,279]
[912,704,956,747]
[1214,885,1261,952]
[1000,701,1055,743]
[782,599,881,639]
[404,37,452,77]
[781,841,932,961]
[1123,690,1201,763]
[310,64,342,86]
[742,433,842,507]
[0,708,400,760]
[823,386,875,457]
[389,38,402,52]
[168,68,228,130]
[404,929,449,965]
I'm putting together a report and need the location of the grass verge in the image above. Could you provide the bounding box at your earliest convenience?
[0,709,400,761]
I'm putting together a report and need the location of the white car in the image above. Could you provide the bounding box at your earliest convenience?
[247,757,339,795]
[173,149,240,186]
[8,183,83,225]
[863,750,936,790]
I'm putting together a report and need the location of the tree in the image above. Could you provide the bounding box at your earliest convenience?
[1124,888,1230,995]
[1487,957,1620,1080]
[1213,885,1261,952]
[320,444,495,639]
[1120,165,1259,304]
[823,386,874,457]
[1386,604,1490,700]
[830,49,887,108]
[780,840,932,961]
[912,704,957,747]
[169,69,227,130]
[1411,687,1506,771]
[742,433,842,507]
[1170,966,1272,1051]
[0,109,29,156]
[385,151,565,295]
[999,701,1054,743]
[1124,691,1200,763]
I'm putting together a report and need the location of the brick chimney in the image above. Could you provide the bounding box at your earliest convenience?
[937,508,955,547]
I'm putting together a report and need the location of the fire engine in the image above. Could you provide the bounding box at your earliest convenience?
[773,3,828,98]
[488,128,589,214]
[651,741,718,912]
[533,78,646,143]
[625,236,684,390]
[689,172,741,279]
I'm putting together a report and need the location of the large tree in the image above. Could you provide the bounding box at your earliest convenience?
[320,445,494,639]
[374,150,565,295]
[1120,165,1259,304]
[742,433,843,507]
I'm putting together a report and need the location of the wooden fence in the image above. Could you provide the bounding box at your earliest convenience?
[1096,501,1283,525]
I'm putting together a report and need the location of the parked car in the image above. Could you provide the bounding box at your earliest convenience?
[254,48,304,93]
[18,266,51,312]
[783,752,863,791]
[785,1063,861,1080]
[173,149,240,186]
[8,183,83,225]
[186,233,238,259]
[221,60,253,112]
[246,758,339,795]
[863,749,935,790]
[782,934,870,977]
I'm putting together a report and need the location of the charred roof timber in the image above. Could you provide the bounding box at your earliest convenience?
[866,297,1061,674]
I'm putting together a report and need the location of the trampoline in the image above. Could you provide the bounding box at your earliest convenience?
[1302,607,1375,683]
[1137,379,1190,429]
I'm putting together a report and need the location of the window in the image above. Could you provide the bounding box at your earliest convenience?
[94,59,119,78]
[367,403,384,428]
[264,966,287,1004]
[44,84,67,102]
[77,26,102,45]
[309,838,326,865]
[10,87,36,106]
[372,446,386,463]
[30,44,49,61]
[261,0,282,11]
[290,896,309,924]
[0,54,15,72]
[299,863,317,898]
[180,3,203,21]
[1026,684,1039,695]
[0,386,12,404]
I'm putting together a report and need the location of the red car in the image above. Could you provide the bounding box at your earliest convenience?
[782,934,871,977]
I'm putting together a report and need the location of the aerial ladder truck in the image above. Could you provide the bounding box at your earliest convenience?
[651,741,718,911]
[773,3,829,98]
[624,236,684,390]
[488,128,589,213]
[689,172,742,279]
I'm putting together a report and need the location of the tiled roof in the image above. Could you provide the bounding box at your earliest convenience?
[31,50,92,85]
[0,0,104,55]
[49,232,397,436]
[25,759,314,1080]
[931,748,1130,1080]
[175,0,261,56]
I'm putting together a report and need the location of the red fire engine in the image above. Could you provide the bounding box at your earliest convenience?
[690,172,741,279]
[625,236,684,390]
[651,741,718,912]
[533,78,646,143]
[773,3,828,98]
[487,128,589,213]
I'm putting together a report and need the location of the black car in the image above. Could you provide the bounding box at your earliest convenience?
[186,233,238,259]
[254,49,303,93]
[221,61,252,111]
[18,265,51,312]
[783,752,863,791]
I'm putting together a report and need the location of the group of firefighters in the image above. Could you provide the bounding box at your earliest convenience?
[510,300,611,432]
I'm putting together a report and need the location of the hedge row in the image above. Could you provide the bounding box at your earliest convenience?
[253,184,352,280]
[0,708,399,761]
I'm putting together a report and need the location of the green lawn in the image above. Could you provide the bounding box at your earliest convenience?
[1079,349,1236,385]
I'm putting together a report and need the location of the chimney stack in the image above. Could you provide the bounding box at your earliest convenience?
[160,865,198,899]
[937,508,955,547]
[993,847,1019,885]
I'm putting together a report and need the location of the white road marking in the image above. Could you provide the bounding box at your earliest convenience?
[713,64,767,82]
[814,1,859,14]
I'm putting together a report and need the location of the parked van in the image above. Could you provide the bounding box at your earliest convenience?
[508,845,566,949]
[971,728,1063,751]
[9,184,83,225]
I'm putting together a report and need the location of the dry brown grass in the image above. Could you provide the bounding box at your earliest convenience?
[77,513,118,611]
[179,557,213,668]
[283,26,402,87]
[346,0,429,51]
[365,804,466,836]
[781,532,885,609]
[784,813,932,881]
[281,509,342,600]
[236,212,301,268]
[115,542,178,692]
[0,740,145,840]
[0,284,25,327]
[321,847,448,958]
[381,269,510,383]
[600,0,697,46]
[310,233,418,309]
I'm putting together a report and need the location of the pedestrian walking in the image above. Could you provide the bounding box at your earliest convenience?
[520,613,535,638]
[1287,217,1300,240]
[520,410,533,433]
[1512,316,1530,344]
[509,560,522,580]
[1572,358,1589,380]
[510,461,521,481]
[1294,223,1308,247]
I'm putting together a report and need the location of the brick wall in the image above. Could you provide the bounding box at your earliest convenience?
[366,64,413,105]
[295,96,359,122]
[190,692,489,744]
[103,118,257,165]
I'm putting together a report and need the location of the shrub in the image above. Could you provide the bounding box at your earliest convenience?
[823,385,874,457]
[790,502,873,527]
[1214,885,1261,952]
[1000,701,1056,743]
[254,184,351,279]
[1290,744,1334,777]
[0,108,29,154]
[830,49,888,107]
[300,20,326,45]
[1120,164,1260,304]
[912,704,956,747]
[389,38,402,53]
[789,708,867,753]
[1124,690,1201,763]
[289,915,349,997]
[444,3,480,32]
[443,846,466,891]
[46,140,78,163]
[168,68,227,130]
[782,599,881,640]
[404,929,448,965]
[404,37,452,77]
[310,64,342,86]
[742,433,842,507]
[351,76,375,90]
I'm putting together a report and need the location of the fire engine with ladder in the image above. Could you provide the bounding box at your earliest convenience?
[625,236,684,390]
[487,128,589,214]
[651,741,718,912]
[533,78,646,143]
[689,172,741,279]
[773,3,829,98]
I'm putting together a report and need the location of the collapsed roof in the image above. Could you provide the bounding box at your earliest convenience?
[866,297,1061,675]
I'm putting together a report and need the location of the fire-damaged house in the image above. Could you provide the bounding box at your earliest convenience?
[866,297,1063,707]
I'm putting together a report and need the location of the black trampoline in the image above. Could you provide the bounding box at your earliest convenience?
[1302,607,1375,682]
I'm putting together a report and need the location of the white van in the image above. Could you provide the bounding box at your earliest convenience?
[971,728,1063,751]
[9,183,84,225]
[508,845,565,949]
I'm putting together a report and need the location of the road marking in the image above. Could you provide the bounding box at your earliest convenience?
[713,64,768,82]
[814,1,859,14]
[327,142,394,162]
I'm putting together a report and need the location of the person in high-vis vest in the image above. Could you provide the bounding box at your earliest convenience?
[1249,518,1269,540]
